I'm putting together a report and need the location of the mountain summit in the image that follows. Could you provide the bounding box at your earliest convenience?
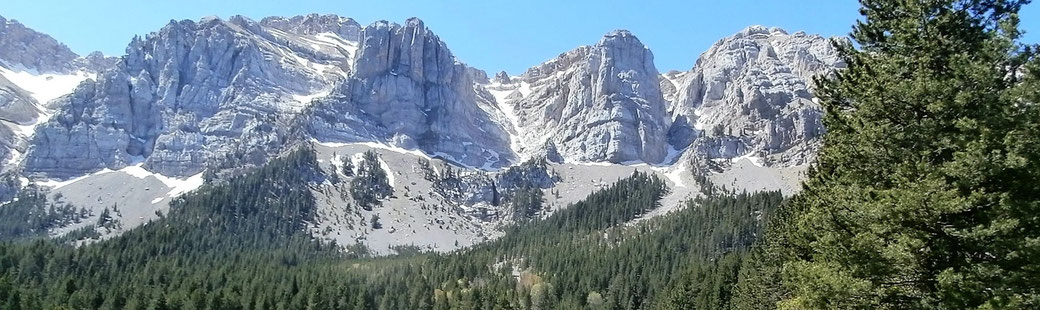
[487,29,671,164]
[0,15,844,250]
[307,18,515,169]
[668,25,843,167]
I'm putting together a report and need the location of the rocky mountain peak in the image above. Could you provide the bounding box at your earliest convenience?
[599,29,640,45]
[0,17,841,245]
[0,15,116,170]
[404,17,424,27]
[736,25,789,38]
[501,29,670,164]
[0,15,79,73]
[23,14,361,178]
[73,51,118,73]
[491,71,511,84]
[669,26,843,167]
[3,15,840,184]
[307,18,515,169]
[260,13,361,40]
[352,17,451,81]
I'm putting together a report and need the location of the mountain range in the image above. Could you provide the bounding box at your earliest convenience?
[0,13,841,253]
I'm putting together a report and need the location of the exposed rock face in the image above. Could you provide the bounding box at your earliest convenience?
[491,71,511,84]
[23,15,359,178]
[0,16,843,247]
[670,26,843,166]
[308,18,515,169]
[0,15,105,169]
[0,125,17,167]
[0,74,39,124]
[0,15,80,73]
[424,157,559,210]
[74,51,119,73]
[260,14,362,39]
[659,70,687,108]
[8,14,839,188]
[496,30,671,164]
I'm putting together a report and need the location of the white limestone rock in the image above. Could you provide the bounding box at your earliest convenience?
[505,30,671,164]
[308,18,515,169]
[670,26,844,166]
[22,15,359,178]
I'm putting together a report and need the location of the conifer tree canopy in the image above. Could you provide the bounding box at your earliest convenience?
[781,0,1040,308]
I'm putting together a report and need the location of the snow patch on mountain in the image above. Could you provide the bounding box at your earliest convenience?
[36,164,205,198]
[731,152,765,167]
[0,16,840,253]
[0,65,92,106]
[291,89,333,111]
[377,157,395,188]
[314,32,359,59]
[661,164,688,188]
[314,140,434,160]
[119,164,206,197]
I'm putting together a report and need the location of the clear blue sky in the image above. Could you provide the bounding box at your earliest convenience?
[3,0,1039,74]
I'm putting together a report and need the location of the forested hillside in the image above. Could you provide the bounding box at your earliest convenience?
[0,145,784,309]
[0,0,1037,309]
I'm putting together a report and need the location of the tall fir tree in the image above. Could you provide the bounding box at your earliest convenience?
[780,0,1040,308]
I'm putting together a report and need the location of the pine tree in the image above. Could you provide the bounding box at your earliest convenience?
[350,151,392,210]
[370,214,382,230]
[342,156,355,177]
[511,186,544,220]
[780,0,1040,308]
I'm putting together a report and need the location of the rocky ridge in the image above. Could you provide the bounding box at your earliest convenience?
[307,18,515,169]
[21,14,359,178]
[669,26,843,167]
[10,17,841,180]
[484,30,671,164]
[0,16,843,253]
[0,15,116,172]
